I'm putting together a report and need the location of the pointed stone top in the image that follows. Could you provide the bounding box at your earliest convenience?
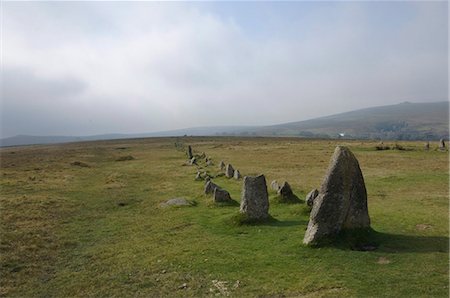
[304,146,370,246]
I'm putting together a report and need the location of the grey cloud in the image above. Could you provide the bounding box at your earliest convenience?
[1,2,447,137]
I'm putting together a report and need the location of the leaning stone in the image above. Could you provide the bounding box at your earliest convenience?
[240,175,270,220]
[306,189,319,207]
[225,164,235,178]
[219,161,225,171]
[233,169,242,179]
[213,188,233,203]
[304,146,371,246]
[270,180,280,191]
[204,180,220,195]
[187,145,193,159]
[195,172,202,181]
[189,157,197,165]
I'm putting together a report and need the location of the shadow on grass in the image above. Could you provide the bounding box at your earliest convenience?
[374,231,449,253]
[325,229,449,253]
[265,219,309,227]
[229,213,308,227]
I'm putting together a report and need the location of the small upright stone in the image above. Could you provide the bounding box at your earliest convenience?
[187,145,193,159]
[240,175,270,220]
[233,169,242,180]
[270,180,280,191]
[306,189,319,207]
[439,139,446,150]
[204,180,220,195]
[225,164,235,178]
[304,146,371,246]
[213,188,233,203]
[195,172,202,181]
[277,181,293,197]
[277,181,301,203]
[424,141,430,151]
[219,161,225,171]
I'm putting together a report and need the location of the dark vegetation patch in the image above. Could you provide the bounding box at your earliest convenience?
[115,155,135,161]
[70,161,90,167]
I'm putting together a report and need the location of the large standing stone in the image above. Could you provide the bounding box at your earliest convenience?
[187,145,193,159]
[204,180,220,195]
[439,139,446,150]
[213,188,233,203]
[219,161,225,171]
[240,175,269,220]
[233,169,242,180]
[305,189,319,207]
[225,164,235,178]
[304,146,371,246]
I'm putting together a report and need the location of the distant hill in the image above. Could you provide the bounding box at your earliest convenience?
[249,101,449,140]
[1,101,448,147]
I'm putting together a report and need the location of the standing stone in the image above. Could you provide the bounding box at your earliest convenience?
[306,189,319,207]
[424,141,430,151]
[277,181,301,203]
[304,146,371,246]
[187,145,193,159]
[240,175,269,220]
[204,180,220,195]
[213,188,233,203]
[270,180,280,191]
[439,139,446,150]
[225,164,235,178]
[219,161,225,171]
[277,181,293,197]
[233,169,242,180]
[195,172,202,181]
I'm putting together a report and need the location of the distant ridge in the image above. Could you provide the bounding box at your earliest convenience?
[1,101,448,147]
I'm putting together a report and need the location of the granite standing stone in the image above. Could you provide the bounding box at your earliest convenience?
[204,180,220,195]
[303,146,371,245]
[225,164,235,178]
[240,175,270,220]
[233,169,242,179]
[213,188,233,203]
[276,181,301,203]
[270,180,280,191]
[439,139,446,150]
[424,141,430,151]
[219,161,226,171]
[187,145,193,159]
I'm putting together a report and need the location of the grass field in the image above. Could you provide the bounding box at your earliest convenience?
[0,137,448,297]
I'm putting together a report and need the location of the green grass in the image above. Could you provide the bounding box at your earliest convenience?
[1,137,448,297]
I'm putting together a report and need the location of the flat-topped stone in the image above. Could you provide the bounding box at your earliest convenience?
[240,175,270,220]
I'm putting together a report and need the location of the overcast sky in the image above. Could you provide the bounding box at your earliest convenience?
[1,1,448,138]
